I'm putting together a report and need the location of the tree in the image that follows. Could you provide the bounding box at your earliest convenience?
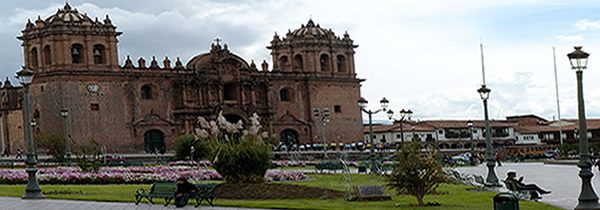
[386,142,446,206]
[36,133,66,163]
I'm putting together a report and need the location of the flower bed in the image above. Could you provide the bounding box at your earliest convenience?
[0,166,306,184]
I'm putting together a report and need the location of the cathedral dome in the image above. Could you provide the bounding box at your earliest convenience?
[44,3,94,25]
[289,19,335,39]
[186,43,251,71]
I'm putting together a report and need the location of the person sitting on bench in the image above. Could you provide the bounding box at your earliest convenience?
[505,170,551,195]
[174,177,198,208]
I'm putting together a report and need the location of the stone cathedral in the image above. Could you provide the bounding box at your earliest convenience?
[8,3,363,153]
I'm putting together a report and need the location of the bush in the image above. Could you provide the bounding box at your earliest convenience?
[75,140,102,173]
[173,134,207,161]
[386,142,446,206]
[206,136,272,183]
[196,112,273,183]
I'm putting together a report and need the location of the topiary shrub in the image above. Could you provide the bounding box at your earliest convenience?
[195,112,273,183]
[386,142,446,206]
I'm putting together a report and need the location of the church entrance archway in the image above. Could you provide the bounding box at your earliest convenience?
[144,129,166,154]
[280,129,299,146]
[224,114,244,124]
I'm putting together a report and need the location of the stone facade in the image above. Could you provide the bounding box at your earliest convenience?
[12,3,364,153]
[0,82,23,154]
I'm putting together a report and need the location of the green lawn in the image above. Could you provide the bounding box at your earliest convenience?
[0,174,562,210]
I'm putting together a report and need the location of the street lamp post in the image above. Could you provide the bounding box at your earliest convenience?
[386,109,412,145]
[313,108,331,159]
[467,120,476,166]
[478,84,500,186]
[17,67,44,199]
[358,97,389,174]
[60,108,72,166]
[568,46,600,210]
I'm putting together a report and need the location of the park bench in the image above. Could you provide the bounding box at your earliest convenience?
[135,182,220,207]
[193,183,220,207]
[315,161,344,173]
[135,182,177,206]
[357,165,367,174]
[107,160,144,167]
[0,160,14,169]
[450,170,471,184]
[503,180,540,200]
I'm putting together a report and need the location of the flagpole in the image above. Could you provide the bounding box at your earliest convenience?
[553,47,563,145]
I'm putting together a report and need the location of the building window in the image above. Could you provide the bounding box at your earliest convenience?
[93,44,106,64]
[293,54,303,71]
[279,56,288,69]
[336,55,346,72]
[71,44,84,64]
[30,47,38,67]
[320,54,330,72]
[396,134,401,139]
[141,85,153,100]
[438,130,443,134]
[91,103,99,111]
[33,110,40,119]
[43,45,51,65]
[223,83,238,101]
[334,105,341,113]
[279,89,290,101]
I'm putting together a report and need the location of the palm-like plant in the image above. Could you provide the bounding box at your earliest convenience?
[195,112,273,183]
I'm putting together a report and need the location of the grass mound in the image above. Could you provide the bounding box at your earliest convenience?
[217,183,344,199]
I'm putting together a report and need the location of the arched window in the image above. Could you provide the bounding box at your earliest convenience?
[293,54,303,71]
[141,85,153,100]
[279,56,288,69]
[30,48,38,67]
[71,44,84,64]
[320,54,330,72]
[93,44,106,64]
[279,88,291,102]
[43,45,52,65]
[336,55,346,72]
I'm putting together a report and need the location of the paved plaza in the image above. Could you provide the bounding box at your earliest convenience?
[457,162,600,210]
[0,197,268,210]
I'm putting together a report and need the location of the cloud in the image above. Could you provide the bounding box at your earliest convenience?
[556,35,583,43]
[574,19,600,31]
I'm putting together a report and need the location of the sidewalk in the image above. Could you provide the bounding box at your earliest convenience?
[0,197,269,210]
[457,162,589,210]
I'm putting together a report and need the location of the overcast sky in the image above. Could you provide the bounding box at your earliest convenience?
[2,0,600,122]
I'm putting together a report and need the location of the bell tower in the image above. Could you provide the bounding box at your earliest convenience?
[18,3,122,72]
[267,19,357,77]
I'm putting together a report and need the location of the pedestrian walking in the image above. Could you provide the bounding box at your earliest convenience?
[15,148,22,159]
[495,152,502,166]
[2,148,9,157]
